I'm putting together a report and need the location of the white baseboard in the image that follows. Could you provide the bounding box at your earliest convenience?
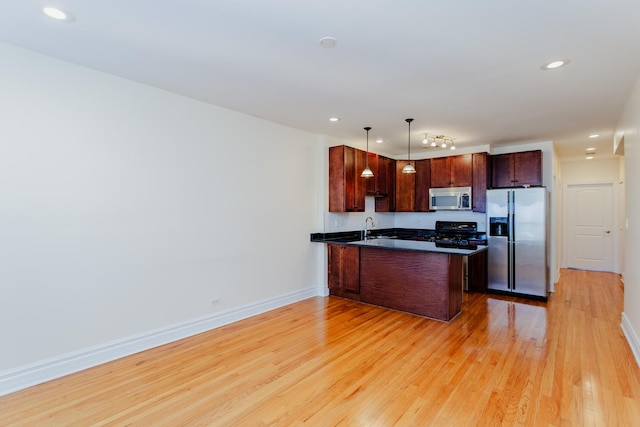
[0,286,321,397]
[621,312,640,368]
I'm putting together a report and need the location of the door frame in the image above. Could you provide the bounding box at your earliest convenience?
[562,180,620,273]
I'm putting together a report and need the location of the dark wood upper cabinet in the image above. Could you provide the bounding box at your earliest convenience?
[472,152,489,212]
[430,154,472,188]
[491,150,542,188]
[376,155,389,195]
[514,150,542,186]
[430,157,451,188]
[491,154,512,188]
[375,156,396,212]
[329,145,366,212]
[451,154,473,187]
[366,153,393,198]
[365,152,379,195]
[395,160,415,212]
[354,148,367,205]
[415,159,431,212]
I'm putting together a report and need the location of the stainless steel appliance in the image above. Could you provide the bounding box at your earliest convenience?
[486,187,549,300]
[429,186,472,211]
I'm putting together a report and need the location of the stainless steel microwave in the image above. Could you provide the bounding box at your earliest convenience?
[429,186,472,210]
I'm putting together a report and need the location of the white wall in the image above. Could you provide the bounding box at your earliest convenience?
[618,73,640,365]
[0,43,323,380]
[561,158,621,182]
[619,158,626,280]
[552,145,563,285]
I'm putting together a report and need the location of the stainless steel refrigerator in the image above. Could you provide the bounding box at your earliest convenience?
[486,187,549,300]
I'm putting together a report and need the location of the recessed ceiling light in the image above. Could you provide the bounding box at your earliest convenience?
[43,6,75,22]
[329,117,340,122]
[586,147,596,151]
[319,37,337,48]
[375,139,384,144]
[588,134,599,138]
[541,59,569,70]
[586,155,594,160]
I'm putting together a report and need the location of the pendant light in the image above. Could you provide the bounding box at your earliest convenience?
[402,118,416,174]
[361,126,374,178]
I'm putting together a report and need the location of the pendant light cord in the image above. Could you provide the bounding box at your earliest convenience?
[364,126,371,167]
[406,118,413,161]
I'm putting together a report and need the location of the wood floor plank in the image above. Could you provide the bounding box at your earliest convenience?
[1,269,640,426]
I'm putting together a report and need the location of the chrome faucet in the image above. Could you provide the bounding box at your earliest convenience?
[363,216,375,240]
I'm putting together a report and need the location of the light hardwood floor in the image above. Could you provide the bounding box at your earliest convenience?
[1,269,639,426]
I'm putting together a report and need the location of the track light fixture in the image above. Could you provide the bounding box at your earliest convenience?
[422,134,456,151]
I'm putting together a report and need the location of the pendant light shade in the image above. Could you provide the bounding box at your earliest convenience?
[361,126,374,178]
[361,166,374,177]
[402,118,416,174]
[402,162,416,173]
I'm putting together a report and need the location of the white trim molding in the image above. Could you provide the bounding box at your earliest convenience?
[621,312,640,368]
[0,286,320,397]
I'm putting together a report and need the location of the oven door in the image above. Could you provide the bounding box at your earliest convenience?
[429,190,462,210]
[430,194,459,210]
[429,187,472,210]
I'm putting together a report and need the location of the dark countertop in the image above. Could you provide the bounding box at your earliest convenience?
[311,228,487,256]
[339,238,487,255]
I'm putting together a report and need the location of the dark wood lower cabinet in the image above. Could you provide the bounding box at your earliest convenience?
[327,244,488,321]
[467,250,487,293]
[327,244,360,299]
[359,247,463,321]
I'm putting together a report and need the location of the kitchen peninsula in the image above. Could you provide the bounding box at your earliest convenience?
[311,226,487,322]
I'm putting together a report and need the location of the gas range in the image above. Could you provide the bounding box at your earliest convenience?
[432,221,486,249]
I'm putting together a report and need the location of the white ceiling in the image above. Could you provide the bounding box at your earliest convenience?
[2,0,639,161]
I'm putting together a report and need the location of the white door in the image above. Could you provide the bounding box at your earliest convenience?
[564,183,614,272]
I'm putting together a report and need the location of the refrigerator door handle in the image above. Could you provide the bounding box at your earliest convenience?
[511,241,516,291]
[510,190,515,291]
[506,191,510,290]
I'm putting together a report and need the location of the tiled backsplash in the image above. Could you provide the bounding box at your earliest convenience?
[324,197,486,233]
